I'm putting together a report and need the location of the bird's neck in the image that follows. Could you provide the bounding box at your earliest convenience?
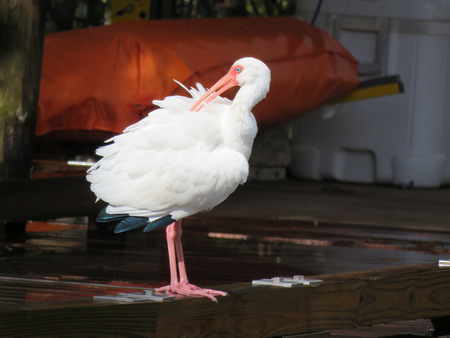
[222,86,260,159]
[233,85,265,114]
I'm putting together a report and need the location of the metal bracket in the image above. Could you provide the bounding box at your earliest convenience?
[439,260,450,268]
[93,289,175,303]
[252,275,323,288]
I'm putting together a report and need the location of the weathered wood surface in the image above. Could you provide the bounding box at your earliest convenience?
[0,264,449,337]
[0,0,46,180]
[1,177,450,336]
[2,213,448,289]
[0,176,103,222]
[2,177,450,232]
[210,179,450,232]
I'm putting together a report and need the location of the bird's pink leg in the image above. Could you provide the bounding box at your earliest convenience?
[166,222,180,287]
[172,221,188,284]
[155,220,227,302]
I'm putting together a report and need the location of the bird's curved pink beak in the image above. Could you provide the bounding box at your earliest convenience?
[190,69,239,112]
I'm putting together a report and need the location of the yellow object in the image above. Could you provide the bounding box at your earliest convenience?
[109,0,151,24]
[332,75,403,103]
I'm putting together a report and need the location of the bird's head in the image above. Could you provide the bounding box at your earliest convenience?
[231,57,271,88]
[190,57,271,112]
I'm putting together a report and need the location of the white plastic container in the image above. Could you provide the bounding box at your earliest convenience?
[291,0,450,187]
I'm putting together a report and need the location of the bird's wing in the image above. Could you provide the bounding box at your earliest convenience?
[87,87,246,220]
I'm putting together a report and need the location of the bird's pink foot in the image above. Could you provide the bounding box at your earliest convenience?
[156,282,227,302]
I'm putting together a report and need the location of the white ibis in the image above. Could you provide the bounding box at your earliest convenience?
[87,57,271,301]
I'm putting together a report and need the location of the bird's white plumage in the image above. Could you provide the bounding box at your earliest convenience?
[87,57,270,223]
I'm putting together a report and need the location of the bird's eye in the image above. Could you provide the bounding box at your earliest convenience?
[231,65,244,76]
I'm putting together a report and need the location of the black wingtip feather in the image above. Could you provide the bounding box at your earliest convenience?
[97,208,175,234]
[143,215,175,232]
[96,208,128,223]
[113,215,175,234]
[114,217,149,233]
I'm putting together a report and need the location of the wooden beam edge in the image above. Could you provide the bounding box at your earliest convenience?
[0,264,449,337]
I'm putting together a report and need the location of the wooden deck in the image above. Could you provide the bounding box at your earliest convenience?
[1,264,449,337]
[1,178,450,336]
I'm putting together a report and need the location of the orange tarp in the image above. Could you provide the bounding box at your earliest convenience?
[37,17,359,138]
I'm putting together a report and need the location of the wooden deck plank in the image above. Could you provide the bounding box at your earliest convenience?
[1,215,448,290]
[2,177,450,232]
[0,264,449,337]
[0,176,102,221]
[206,180,450,232]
